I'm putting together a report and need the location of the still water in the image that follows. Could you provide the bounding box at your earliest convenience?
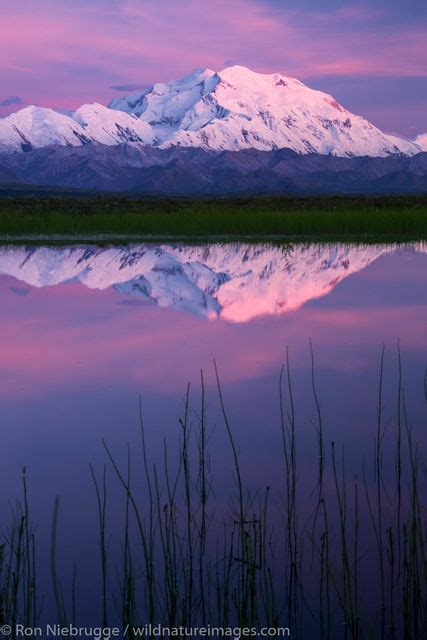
[0,241,426,636]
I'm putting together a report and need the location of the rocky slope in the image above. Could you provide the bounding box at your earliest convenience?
[1,144,426,194]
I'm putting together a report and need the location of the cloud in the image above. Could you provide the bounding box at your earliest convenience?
[110,83,148,92]
[0,95,22,107]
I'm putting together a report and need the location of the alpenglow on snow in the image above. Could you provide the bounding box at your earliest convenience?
[1,243,426,322]
[0,66,421,157]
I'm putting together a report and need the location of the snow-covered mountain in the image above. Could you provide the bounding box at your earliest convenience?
[0,103,156,153]
[0,66,421,157]
[1,242,425,322]
[0,106,93,152]
[110,66,419,157]
[415,133,427,151]
[72,103,156,146]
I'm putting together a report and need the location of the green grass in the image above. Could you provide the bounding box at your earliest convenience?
[0,194,427,238]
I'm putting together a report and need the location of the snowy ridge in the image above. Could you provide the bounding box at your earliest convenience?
[72,103,156,146]
[0,66,422,157]
[0,104,155,152]
[0,107,93,152]
[1,243,426,322]
[415,134,427,151]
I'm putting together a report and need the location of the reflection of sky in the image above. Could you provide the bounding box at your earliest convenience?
[0,245,426,622]
[0,1,426,136]
[0,250,426,400]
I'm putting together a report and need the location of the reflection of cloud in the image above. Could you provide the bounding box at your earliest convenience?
[8,285,30,296]
[116,299,151,306]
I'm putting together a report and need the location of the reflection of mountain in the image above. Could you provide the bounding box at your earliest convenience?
[0,243,425,322]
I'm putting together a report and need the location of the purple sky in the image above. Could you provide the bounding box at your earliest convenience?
[0,0,426,136]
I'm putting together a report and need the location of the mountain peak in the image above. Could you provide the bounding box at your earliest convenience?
[0,65,421,157]
[0,105,91,151]
[6,105,67,121]
[218,64,294,83]
[177,67,216,82]
[136,65,418,157]
[219,64,257,76]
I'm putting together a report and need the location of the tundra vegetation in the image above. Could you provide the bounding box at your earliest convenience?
[0,195,426,239]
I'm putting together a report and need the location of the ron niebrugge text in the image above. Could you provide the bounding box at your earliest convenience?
[0,624,291,639]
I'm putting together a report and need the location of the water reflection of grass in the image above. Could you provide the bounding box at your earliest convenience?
[1,350,426,639]
[0,195,427,238]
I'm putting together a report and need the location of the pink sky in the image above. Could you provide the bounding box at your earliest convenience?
[0,0,426,136]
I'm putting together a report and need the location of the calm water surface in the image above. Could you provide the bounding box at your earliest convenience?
[0,241,426,632]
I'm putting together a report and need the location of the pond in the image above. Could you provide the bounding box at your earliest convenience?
[0,241,426,638]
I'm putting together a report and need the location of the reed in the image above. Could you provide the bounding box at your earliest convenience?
[0,348,426,639]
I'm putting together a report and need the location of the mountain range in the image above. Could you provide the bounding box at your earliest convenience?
[1,242,426,322]
[1,144,426,195]
[0,65,426,194]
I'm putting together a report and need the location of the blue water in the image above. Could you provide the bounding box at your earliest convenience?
[0,241,426,636]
